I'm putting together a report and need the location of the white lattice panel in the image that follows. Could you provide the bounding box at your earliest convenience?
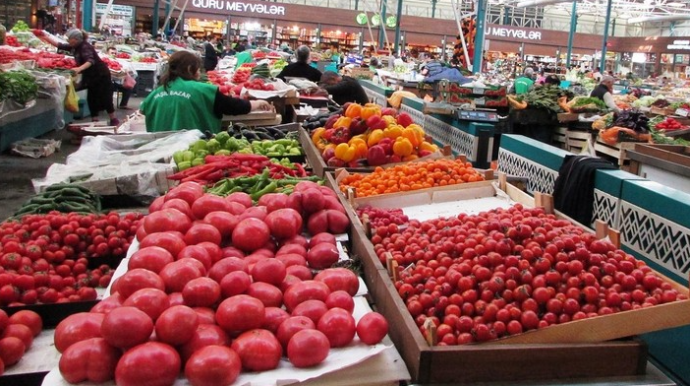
[497,149,558,195]
[400,104,425,126]
[424,115,477,161]
[620,200,690,278]
[593,189,620,229]
[364,89,387,107]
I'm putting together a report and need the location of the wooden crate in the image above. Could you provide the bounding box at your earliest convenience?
[552,126,567,149]
[594,138,639,166]
[299,127,451,177]
[336,176,690,383]
[566,129,592,153]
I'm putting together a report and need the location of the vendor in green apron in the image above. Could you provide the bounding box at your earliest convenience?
[510,67,535,95]
[234,50,253,70]
[140,51,274,133]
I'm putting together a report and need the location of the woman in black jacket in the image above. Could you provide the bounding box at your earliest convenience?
[204,36,219,72]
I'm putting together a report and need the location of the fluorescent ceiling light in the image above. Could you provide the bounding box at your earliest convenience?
[515,0,570,8]
[628,14,690,23]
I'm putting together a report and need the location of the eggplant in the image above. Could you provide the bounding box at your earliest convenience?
[255,132,274,140]
[242,131,259,141]
[266,127,285,139]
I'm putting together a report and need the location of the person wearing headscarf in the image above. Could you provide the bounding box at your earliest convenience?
[140,51,274,133]
[48,29,119,126]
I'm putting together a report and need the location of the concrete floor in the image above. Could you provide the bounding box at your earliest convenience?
[0,97,144,221]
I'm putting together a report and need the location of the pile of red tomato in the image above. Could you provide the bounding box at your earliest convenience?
[368,204,686,344]
[53,181,389,385]
[0,309,43,375]
[0,211,143,306]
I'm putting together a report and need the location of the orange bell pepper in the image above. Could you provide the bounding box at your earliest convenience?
[367,129,385,147]
[349,138,368,159]
[311,127,329,150]
[392,137,414,157]
[420,141,438,152]
[334,143,357,162]
[402,128,421,147]
[345,103,362,119]
[360,105,381,120]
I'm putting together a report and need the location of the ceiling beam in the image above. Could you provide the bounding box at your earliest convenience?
[514,0,570,8]
[628,14,690,23]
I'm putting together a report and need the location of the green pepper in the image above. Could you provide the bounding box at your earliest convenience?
[250,181,278,201]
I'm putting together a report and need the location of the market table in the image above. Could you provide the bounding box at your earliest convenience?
[0,97,62,152]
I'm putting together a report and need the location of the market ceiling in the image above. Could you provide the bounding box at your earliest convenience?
[437,0,690,22]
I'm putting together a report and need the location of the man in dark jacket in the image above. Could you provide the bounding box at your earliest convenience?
[320,71,369,105]
[203,36,219,71]
[276,45,322,83]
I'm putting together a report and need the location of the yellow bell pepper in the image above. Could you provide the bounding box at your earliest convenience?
[334,143,357,162]
[402,154,419,162]
[402,128,421,147]
[420,141,438,152]
[312,127,328,151]
[393,137,414,157]
[361,105,381,120]
[333,116,352,129]
[348,138,368,159]
[384,125,403,140]
[382,115,397,126]
[367,129,385,147]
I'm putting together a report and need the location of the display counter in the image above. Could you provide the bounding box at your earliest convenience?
[497,134,690,384]
[0,97,61,152]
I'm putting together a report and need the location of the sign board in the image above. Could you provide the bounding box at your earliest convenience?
[485,26,542,41]
[96,3,134,37]
[191,0,285,15]
[668,40,690,51]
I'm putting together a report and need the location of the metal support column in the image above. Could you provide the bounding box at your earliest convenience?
[377,0,387,51]
[472,0,486,74]
[565,0,577,68]
[431,0,437,18]
[393,0,403,54]
[152,0,160,36]
[82,0,93,31]
[600,0,613,70]
[355,0,359,11]
[226,16,232,45]
[163,1,171,35]
[359,28,364,52]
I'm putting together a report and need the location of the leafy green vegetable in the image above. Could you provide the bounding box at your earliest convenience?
[518,85,573,114]
[0,70,38,104]
[571,97,607,109]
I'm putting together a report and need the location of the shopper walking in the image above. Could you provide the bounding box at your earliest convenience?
[276,45,322,83]
[140,51,274,133]
[48,29,119,126]
[203,36,219,72]
[590,76,621,113]
[107,46,134,110]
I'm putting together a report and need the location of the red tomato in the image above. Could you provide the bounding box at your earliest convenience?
[191,194,232,220]
[314,268,360,296]
[128,246,174,274]
[179,324,230,364]
[251,259,287,286]
[101,306,153,349]
[166,183,204,205]
[193,307,216,325]
[115,342,181,386]
[122,288,170,321]
[246,282,283,308]
[356,312,388,345]
[265,208,303,240]
[232,218,270,252]
[286,265,313,281]
[283,280,331,312]
[208,257,248,283]
[116,268,165,299]
[8,310,42,336]
[262,307,290,334]
[216,295,265,333]
[231,329,282,371]
[325,290,355,313]
[1,324,33,349]
[54,312,105,353]
[159,260,203,293]
[276,244,307,258]
[287,329,330,368]
[161,198,194,219]
[220,271,251,298]
[204,212,239,241]
[177,245,213,271]
[0,337,24,366]
[59,338,120,383]
[196,241,223,264]
[292,300,329,325]
[183,277,221,307]
[184,223,222,246]
[142,208,192,234]
[156,305,199,346]
[185,345,241,386]
[140,232,187,258]
[317,308,356,347]
[90,293,124,314]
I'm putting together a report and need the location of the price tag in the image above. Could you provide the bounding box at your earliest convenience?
[675,108,689,117]
[475,97,486,106]
[472,87,484,95]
